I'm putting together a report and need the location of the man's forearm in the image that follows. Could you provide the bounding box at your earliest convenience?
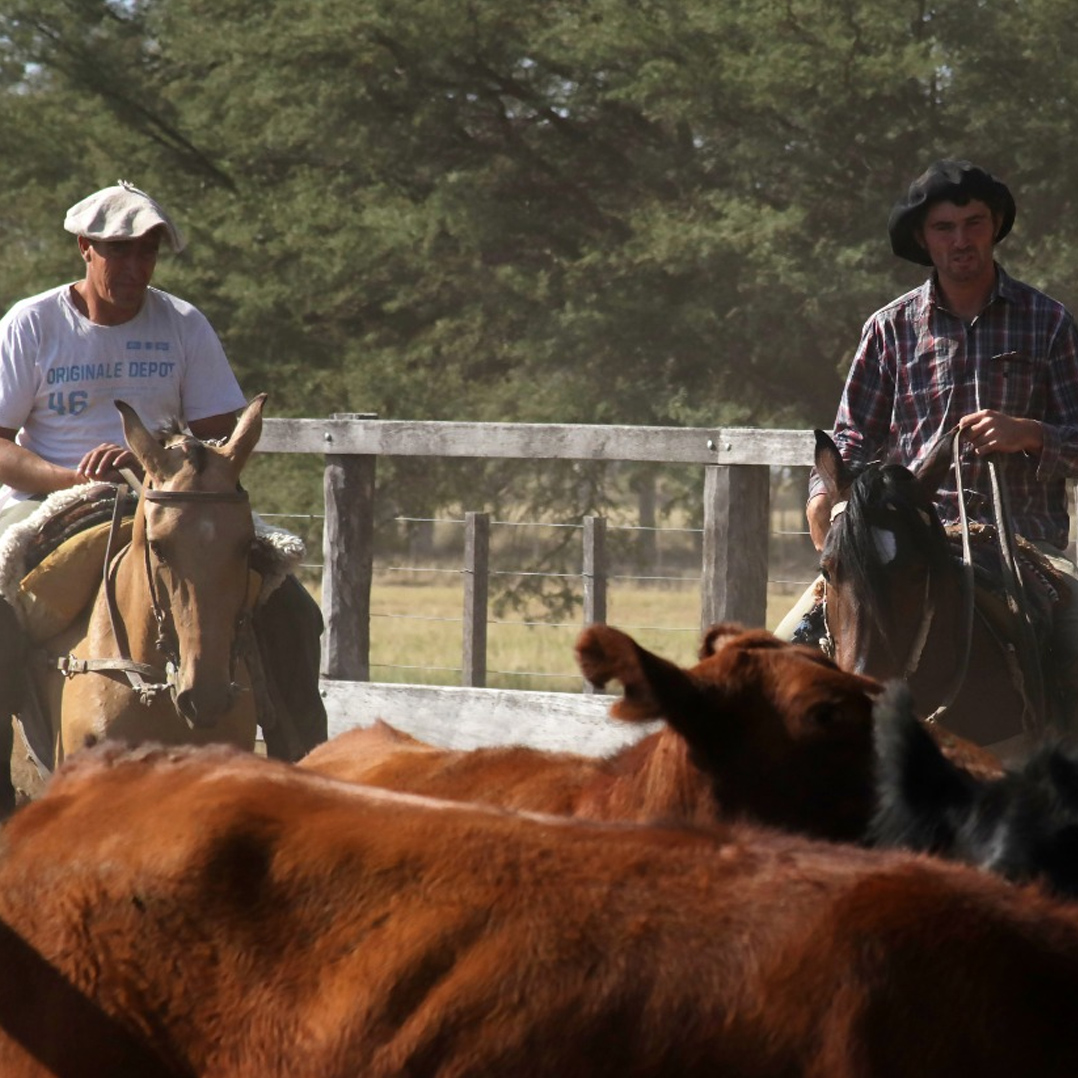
[806,492,832,552]
[0,439,80,495]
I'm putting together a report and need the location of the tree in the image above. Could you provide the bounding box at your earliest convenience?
[5,0,1078,537]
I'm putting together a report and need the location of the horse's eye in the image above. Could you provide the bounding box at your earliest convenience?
[149,540,166,563]
[819,564,831,583]
[808,705,834,727]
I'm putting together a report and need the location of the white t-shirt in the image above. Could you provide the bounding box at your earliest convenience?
[0,284,248,503]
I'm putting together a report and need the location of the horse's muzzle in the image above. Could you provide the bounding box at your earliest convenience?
[175,682,245,730]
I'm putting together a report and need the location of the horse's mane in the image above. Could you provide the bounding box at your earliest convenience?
[161,424,211,473]
[832,460,952,611]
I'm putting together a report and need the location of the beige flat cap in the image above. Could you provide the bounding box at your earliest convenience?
[63,179,186,252]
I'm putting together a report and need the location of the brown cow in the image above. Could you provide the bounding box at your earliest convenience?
[301,623,999,842]
[1,741,1077,1077]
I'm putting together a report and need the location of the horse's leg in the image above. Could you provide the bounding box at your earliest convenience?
[0,598,27,816]
[252,575,327,761]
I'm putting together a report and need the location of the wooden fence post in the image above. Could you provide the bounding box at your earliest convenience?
[701,463,770,630]
[321,414,377,681]
[582,515,607,626]
[462,511,490,687]
[582,515,607,694]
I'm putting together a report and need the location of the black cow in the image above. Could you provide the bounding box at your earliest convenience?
[870,680,1078,897]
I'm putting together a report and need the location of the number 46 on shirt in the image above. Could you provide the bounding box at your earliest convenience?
[48,391,88,417]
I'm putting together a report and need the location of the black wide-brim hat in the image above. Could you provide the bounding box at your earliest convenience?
[887,160,1016,266]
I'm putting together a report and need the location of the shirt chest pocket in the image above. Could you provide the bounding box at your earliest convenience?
[992,351,1039,416]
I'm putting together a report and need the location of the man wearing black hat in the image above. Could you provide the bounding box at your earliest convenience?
[805,159,1078,548]
[781,159,1078,731]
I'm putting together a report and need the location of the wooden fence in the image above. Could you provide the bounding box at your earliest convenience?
[257,417,815,753]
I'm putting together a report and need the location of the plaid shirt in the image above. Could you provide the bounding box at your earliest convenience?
[810,265,1078,549]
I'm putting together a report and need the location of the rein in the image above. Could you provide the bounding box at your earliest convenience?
[922,430,975,723]
[985,455,1046,730]
[143,489,250,505]
[924,442,1043,730]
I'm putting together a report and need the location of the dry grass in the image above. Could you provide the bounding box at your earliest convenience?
[368,573,809,692]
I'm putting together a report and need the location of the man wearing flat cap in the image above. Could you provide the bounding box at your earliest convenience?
[0,181,327,773]
[782,158,1078,731]
[0,180,245,511]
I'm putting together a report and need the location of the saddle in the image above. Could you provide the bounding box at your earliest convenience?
[14,484,137,644]
[20,483,139,576]
[2,481,306,641]
[949,523,1066,656]
[0,485,138,776]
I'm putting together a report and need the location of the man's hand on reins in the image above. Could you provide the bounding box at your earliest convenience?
[958,410,1044,456]
[75,442,141,484]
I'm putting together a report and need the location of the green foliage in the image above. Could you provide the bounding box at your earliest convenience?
[5,0,1078,538]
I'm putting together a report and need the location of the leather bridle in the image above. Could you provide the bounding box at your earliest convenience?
[822,429,977,723]
[53,482,254,720]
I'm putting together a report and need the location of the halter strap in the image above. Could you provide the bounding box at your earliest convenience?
[140,484,251,671]
[144,489,249,505]
[97,483,172,703]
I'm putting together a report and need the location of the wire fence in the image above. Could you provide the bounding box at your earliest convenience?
[256,466,820,692]
[249,419,1078,701]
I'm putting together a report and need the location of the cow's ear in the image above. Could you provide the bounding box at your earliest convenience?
[699,623,746,658]
[576,625,699,723]
[700,624,792,660]
[794,689,876,738]
[868,680,977,850]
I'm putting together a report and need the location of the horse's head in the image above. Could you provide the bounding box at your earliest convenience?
[116,393,266,728]
[815,429,954,680]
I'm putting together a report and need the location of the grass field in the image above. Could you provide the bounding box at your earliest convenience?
[259,459,822,693]
[367,573,811,692]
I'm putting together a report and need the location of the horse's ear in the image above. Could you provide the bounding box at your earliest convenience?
[115,400,171,478]
[219,393,267,472]
[912,426,957,498]
[814,430,853,500]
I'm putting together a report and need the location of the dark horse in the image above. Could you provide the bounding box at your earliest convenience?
[814,429,1064,752]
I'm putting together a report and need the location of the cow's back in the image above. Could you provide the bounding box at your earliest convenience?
[2,743,1078,1077]
[299,723,719,824]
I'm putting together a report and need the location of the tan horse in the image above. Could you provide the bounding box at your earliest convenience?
[31,395,266,767]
